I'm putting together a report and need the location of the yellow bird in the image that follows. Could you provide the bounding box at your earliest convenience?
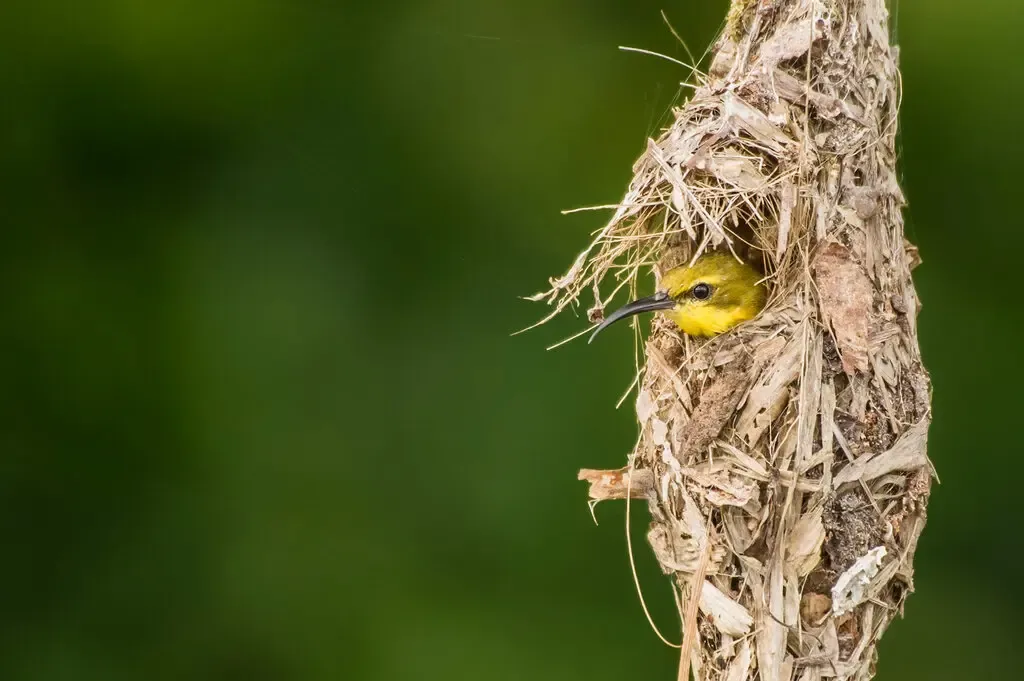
[589,251,767,341]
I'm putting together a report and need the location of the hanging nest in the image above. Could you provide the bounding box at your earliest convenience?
[532,1,934,680]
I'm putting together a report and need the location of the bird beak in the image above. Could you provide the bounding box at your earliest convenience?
[588,291,675,343]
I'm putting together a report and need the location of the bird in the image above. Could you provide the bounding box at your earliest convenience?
[588,251,767,342]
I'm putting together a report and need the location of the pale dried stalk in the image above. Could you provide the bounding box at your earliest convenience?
[552,1,933,680]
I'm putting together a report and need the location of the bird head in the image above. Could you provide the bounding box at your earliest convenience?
[589,251,767,341]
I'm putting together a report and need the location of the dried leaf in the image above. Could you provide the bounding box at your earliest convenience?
[834,419,930,484]
[724,640,752,681]
[756,557,787,681]
[812,242,872,374]
[680,487,708,540]
[717,441,769,479]
[636,388,656,424]
[723,92,791,153]
[760,14,826,69]
[683,464,759,507]
[800,593,832,625]
[786,507,825,576]
[700,581,753,636]
[904,238,922,270]
[831,546,887,616]
[704,483,756,508]
[651,417,669,449]
[772,69,864,121]
[705,152,766,191]
[736,331,804,444]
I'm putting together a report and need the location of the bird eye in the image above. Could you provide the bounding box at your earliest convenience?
[691,283,712,300]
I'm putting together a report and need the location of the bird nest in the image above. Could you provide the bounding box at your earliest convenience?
[530,1,933,680]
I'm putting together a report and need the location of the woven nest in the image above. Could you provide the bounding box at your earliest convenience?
[532,1,933,680]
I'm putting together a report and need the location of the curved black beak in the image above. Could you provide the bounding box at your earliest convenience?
[588,291,675,343]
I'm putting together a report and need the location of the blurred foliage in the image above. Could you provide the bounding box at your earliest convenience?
[1,1,1022,680]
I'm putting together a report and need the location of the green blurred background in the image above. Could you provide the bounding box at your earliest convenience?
[1,1,1021,679]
